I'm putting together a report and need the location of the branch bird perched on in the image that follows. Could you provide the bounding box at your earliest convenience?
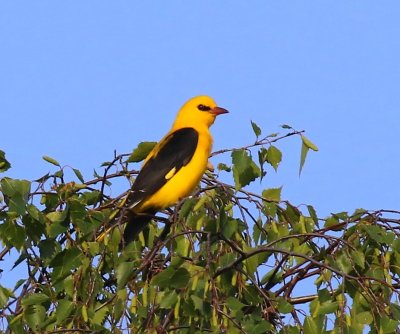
[119,96,228,244]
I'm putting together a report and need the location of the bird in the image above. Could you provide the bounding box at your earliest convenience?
[119,95,228,244]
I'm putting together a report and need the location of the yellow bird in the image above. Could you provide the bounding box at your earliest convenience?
[120,95,228,243]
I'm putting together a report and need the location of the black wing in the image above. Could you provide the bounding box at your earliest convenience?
[126,127,199,209]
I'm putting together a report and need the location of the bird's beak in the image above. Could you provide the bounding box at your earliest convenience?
[210,106,229,116]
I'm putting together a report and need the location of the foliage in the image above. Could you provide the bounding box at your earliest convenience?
[0,124,399,334]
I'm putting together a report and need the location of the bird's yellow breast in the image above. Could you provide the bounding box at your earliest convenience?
[134,127,212,212]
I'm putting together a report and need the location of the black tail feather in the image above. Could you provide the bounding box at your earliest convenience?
[122,211,155,245]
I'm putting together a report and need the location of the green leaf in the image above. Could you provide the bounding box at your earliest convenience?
[81,190,101,206]
[38,239,60,262]
[332,211,348,220]
[299,135,318,175]
[127,141,157,163]
[86,242,100,256]
[170,268,191,289]
[6,317,24,334]
[299,140,309,176]
[243,317,271,334]
[159,290,178,308]
[178,198,196,219]
[301,135,319,151]
[281,124,292,129]
[222,218,238,239]
[54,170,64,178]
[100,161,112,167]
[0,150,11,172]
[378,315,398,333]
[258,147,268,177]
[0,286,13,309]
[191,295,204,312]
[14,279,26,291]
[232,149,261,189]
[277,298,293,314]
[40,193,58,210]
[72,168,85,183]
[151,267,176,288]
[244,249,269,279]
[26,204,44,223]
[380,317,399,333]
[69,199,89,229]
[251,120,261,138]
[42,155,61,167]
[81,305,88,322]
[355,311,373,325]
[265,145,282,171]
[260,268,283,286]
[93,169,101,179]
[50,248,83,281]
[389,303,400,320]
[22,293,50,306]
[363,225,395,244]
[175,235,190,257]
[113,289,127,322]
[0,178,31,214]
[92,304,109,325]
[351,250,365,269]
[217,163,231,172]
[262,187,282,202]
[324,216,340,229]
[116,261,136,288]
[303,316,319,334]
[335,252,353,274]
[307,205,318,225]
[56,299,74,324]
[46,210,69,238]
[252,322,273,334]
[226,297,247,311]
[12,253,28,270]
[317,288,330,302]
[316,300,338,315]
[219,253,236,268]
[24,304,46,331]
[0,220,26,249]
[252,219,262,245]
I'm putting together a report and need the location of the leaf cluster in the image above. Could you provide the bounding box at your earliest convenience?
[0,125,399,333]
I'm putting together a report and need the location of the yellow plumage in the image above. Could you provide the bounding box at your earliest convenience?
[111,95,228,243]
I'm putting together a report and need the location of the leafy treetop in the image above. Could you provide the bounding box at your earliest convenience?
[0,124,399,334]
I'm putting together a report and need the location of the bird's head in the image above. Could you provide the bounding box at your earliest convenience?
[173,95,229,129]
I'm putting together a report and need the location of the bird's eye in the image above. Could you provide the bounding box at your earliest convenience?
[197,104,211,111]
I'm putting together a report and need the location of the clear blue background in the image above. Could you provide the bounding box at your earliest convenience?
[1,1,399,295]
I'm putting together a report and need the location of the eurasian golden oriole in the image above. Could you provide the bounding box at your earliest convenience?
[119,95,228,243]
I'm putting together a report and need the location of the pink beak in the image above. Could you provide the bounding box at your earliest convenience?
[210,106,229,116]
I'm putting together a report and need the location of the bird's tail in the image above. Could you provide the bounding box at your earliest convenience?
[96,208,155,246]
[123,211,155,244]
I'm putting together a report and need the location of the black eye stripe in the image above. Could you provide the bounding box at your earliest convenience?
[197,104,211,111]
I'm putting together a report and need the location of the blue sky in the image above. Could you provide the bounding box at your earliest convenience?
[1,2,399,264]
[2,2,399,217]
